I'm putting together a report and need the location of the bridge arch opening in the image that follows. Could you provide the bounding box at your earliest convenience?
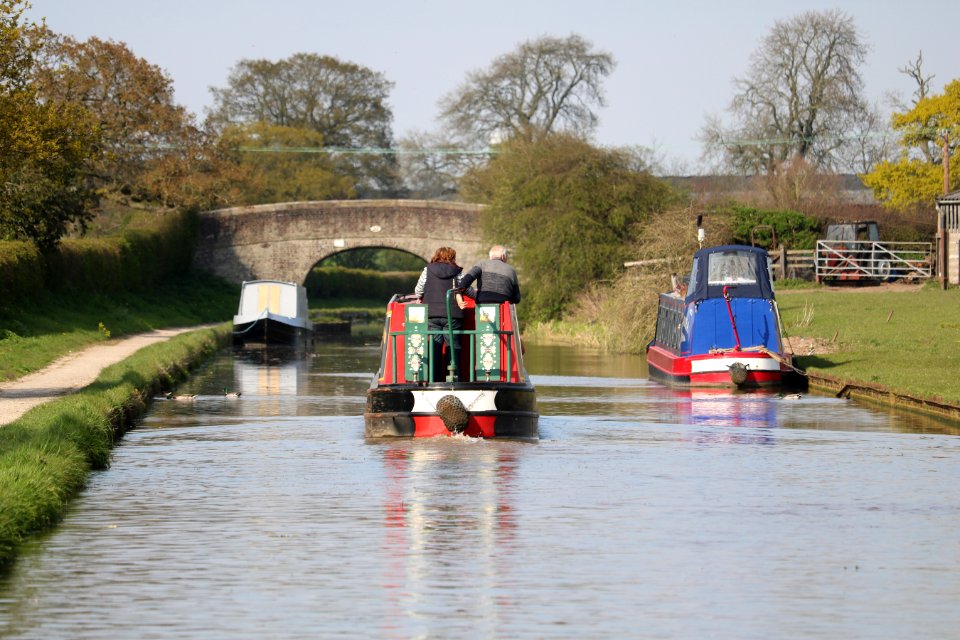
[304,247,427,313]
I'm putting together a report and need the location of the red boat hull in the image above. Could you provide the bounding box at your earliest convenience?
[647,344,787,388]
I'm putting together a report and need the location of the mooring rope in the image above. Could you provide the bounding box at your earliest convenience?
[231,309,269,335]
[707,344,808,376]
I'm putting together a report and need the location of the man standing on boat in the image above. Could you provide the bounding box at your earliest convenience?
[459,245,521,305]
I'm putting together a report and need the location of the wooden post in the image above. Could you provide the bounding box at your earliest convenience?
[779,245,787,279]
[939,210,947,289]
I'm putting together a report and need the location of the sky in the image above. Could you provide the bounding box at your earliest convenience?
[26,0,959,171]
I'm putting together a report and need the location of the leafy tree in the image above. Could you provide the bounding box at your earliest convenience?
[220,122,356,204]
[727,205,821,250]
[0,1,98,250]
[134,126,254,211]
[861,79,960,209]
[209,53,398,194]
[461,134,673,321]
[33,31,196,198]
[438,34,614,146]
[701,10,873,174]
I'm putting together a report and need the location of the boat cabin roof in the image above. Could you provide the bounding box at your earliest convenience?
[685,245,774,303]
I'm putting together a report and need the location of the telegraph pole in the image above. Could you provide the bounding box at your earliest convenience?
[943,129,951,195]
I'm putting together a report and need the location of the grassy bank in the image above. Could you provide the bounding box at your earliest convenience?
[0,324,230,567]
[776,285,960,406]
[0,271,236,381]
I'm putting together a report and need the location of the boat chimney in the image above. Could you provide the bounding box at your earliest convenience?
[696,214,705,248]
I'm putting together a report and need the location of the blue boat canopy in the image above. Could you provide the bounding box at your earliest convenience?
[684,245,774,303]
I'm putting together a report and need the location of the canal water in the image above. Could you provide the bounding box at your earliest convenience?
[1,342,958,639]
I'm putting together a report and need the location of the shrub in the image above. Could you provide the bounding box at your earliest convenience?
[0,210,198,301]
[305,266,419,301]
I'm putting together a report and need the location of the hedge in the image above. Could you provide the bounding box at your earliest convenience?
[0,210,197,302]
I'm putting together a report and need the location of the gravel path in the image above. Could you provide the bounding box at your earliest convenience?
[0,325,218,426]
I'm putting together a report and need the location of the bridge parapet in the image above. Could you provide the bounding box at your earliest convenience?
[194,199,486,285]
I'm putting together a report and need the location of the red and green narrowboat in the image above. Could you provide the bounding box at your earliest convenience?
[365,294,538,438]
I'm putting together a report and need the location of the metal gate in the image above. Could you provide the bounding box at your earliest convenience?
[815,241,933,282]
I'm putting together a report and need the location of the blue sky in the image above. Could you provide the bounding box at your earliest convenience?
[28,0,958,169]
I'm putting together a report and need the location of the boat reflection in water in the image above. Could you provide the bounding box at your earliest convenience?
[668,388,779,444]
[231,346,313,416]
[378,441,521,634]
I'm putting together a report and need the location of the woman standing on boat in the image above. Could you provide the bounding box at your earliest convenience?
[415,247,467,383]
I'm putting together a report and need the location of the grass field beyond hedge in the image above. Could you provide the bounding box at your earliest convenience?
[777,285,960,404]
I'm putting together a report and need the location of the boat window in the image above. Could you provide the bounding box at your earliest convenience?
[707,251,759,285]
[686,256,700,295]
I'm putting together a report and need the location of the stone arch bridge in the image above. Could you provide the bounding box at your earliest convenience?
[193,200,486,285]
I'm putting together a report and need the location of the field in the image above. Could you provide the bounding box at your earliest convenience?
[777,283,960,405]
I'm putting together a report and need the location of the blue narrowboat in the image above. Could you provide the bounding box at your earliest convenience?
[646,245,796,388]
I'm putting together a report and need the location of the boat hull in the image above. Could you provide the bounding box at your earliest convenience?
[647,344,787,388]
[365,383,538,439]
[233,316,312,346]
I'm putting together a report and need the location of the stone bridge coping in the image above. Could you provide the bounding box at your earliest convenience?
[207,199,486,217]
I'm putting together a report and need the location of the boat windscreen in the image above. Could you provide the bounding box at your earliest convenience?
[707,251,760,286]
[684,245,774,302]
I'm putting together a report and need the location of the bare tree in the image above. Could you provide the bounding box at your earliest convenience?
[701,10,871,174]
[438,34,614,146]
[900,51,935,105]
[395,130,490,199]
[895,51,938,163]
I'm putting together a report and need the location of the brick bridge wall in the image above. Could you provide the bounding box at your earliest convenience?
[193,200,486,285]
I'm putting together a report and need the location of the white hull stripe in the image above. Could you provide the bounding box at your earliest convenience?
[411,389,499,413]
[690,357,780,374]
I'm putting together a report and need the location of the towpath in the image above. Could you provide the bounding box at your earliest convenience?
[0,325,219,426]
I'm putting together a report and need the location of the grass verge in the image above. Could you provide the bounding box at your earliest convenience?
[0,324,230,567]
[0,271,236,381]
[777,285,960,406]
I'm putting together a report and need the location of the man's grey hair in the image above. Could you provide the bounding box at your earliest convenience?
[489,245,508,261]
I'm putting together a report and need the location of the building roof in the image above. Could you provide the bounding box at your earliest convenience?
[937,189,960,203]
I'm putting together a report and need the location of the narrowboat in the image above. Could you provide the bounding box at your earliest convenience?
[646,245,796,388]
[232,280,313,346]
[364,293,538,438]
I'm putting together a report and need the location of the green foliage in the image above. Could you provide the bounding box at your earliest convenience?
[45,211,196,293]
[220,122,356,203]
[0,239,42,298]
[320,247,424,271]
[0,209,198,302]
[34,31,193,197]
[461,134,674,321]
[726,205,821,249]
[304,266,419,302]
[862,79,960,208]
[209,52,399,194]
[0,5,99,250]
[862,157,956,210]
